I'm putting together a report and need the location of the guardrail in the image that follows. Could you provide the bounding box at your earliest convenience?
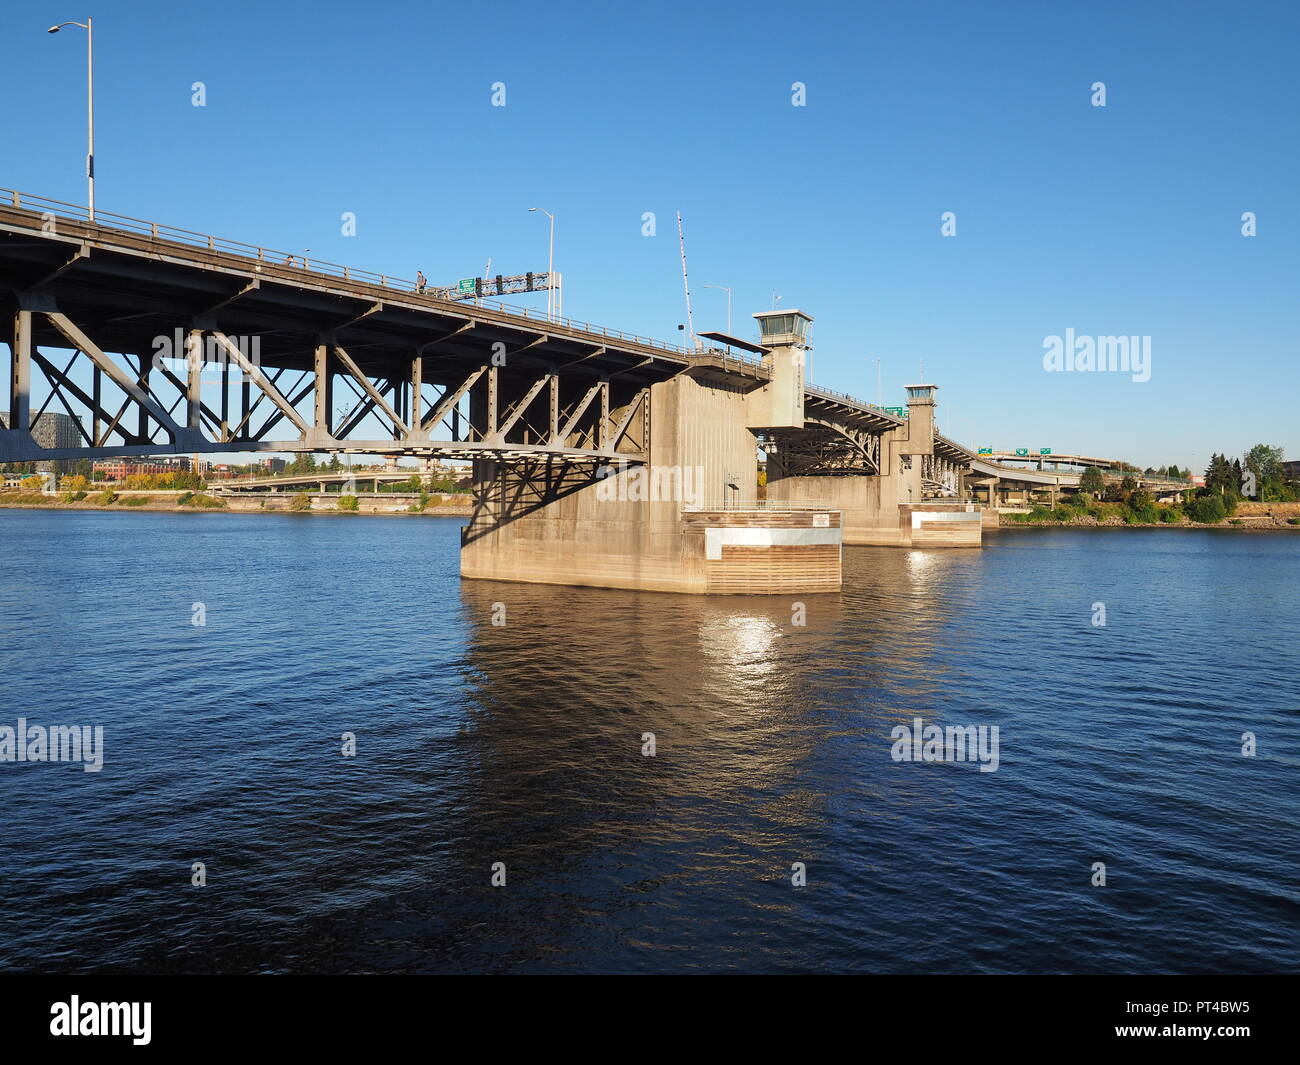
[0,185,915,418]
[0,186,689,356]
[689,346,766,371]
[682,498,840,512]
[807,383,879,408]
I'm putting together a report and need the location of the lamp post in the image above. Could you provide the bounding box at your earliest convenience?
[529,207,555,322]
[48,17,95,222]
[702,284,732,334]
[864,357,883,407]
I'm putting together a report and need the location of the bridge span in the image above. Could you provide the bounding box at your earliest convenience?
[0,187,1152,593]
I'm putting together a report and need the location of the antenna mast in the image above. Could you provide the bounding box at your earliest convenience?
[676,211,696,351]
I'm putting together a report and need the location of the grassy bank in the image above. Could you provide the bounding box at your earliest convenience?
[0,490,473,516]
[1000,499,1300,529]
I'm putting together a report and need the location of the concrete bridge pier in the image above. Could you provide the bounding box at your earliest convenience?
[459,369,843,594]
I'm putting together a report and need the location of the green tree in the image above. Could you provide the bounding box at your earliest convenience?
[1244,444,1286,500]
[1188,494,1226,523]
[1245,443,1284,484]
[1079,466,1105,495]
[1205,453,1232,495]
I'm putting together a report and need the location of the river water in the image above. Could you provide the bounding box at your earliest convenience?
[0,510,1296,973]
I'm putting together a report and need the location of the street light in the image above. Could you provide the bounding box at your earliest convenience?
[529,207,556,322]
[48,17,95,222]
[702,284,732,334]
[862,358,883,407]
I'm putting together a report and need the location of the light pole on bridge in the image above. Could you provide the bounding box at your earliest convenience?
[702,284,732,334]
[529,207,556,322]
[865,357,882,407]
[47,16,95,222]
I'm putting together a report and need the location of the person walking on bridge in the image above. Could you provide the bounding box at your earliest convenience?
[415,270,427,295]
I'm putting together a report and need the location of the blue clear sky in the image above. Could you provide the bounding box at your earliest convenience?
[4,0,1297,469]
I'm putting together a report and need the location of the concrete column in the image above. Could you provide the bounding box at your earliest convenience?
[410,352,423,430]
[314,339,332,434]
[186,328,203,431]
[9,308,31,432]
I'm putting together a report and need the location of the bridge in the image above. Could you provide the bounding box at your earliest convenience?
[981,450,1124,470]
[956,449,1191,505]
[217,470,423,493]
[0,187,1163,593]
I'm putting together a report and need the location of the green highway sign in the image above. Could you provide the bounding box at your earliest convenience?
[457,278,476,294]
[1039,448,1052,455]
[884,406,909,418]
[977,447,993,455]
[1014,448,1029,457]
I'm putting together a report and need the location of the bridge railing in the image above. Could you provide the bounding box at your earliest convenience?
[918,497,983,505]
[0,186,691,357]
[682,499,840,512]
[687,347,767,372]
[2,186,919,421]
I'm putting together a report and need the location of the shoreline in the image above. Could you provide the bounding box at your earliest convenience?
[996,519,1300,533]
[0,496,472,518]
[2,498,1295,532]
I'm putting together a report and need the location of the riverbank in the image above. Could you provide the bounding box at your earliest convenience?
[0,491,473,517]
[999,499,1300,530]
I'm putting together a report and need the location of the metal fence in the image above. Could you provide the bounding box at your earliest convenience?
[681,498,840,512]
[0,187,690,356]
[2,186,891,413]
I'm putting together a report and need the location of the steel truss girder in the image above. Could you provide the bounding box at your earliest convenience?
[763,419,882,476]
[921,451,963,496]
[0,303,652,467]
